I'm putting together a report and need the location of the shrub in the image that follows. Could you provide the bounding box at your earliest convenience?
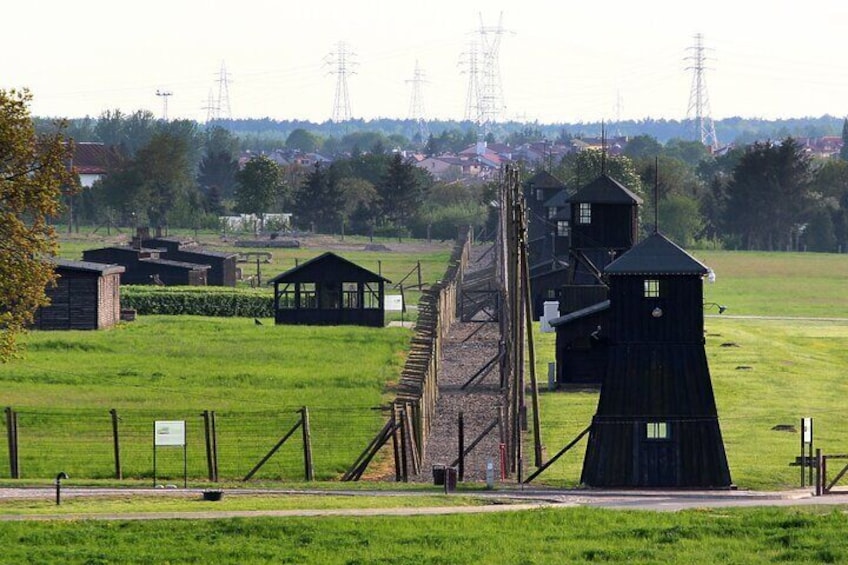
[122,286,273,317]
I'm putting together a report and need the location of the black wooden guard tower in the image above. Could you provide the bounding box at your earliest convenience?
[581,232,732,488]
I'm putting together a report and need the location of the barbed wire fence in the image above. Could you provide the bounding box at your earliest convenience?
[1,405,388,483]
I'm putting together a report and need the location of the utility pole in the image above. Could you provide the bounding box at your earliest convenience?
[685,33,719,151]
[155,89,173,121]
[215,60,232,120]
[325,42,357,123]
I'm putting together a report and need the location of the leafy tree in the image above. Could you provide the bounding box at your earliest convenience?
[663,138,711,167]
[725,138,813,250]
[94,109,157,156]
[234,155,282,221]
[623,135,663,160]
[0,89,75,360]
[285,128,321,153]
[553,150,643,194]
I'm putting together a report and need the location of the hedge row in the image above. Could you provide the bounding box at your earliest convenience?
[122,286,274,317]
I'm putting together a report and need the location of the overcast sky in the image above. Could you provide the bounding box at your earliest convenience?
[4,0,847,124]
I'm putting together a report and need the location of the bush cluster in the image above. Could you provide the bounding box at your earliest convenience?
[122,286,274,317]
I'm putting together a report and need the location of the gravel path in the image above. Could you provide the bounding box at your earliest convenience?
[413,243,508,483]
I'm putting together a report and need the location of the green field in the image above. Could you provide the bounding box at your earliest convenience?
[1,505,846,563]
[0,317,410,481]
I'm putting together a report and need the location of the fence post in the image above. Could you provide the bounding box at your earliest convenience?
[391,408,401,482]
[5,408,18,479]
[815,448,823,496]
[301,406,314,481]
[110,409,122,480]
[399,407,408,482]
[458,411,465,482]
[210,411,219,482]
[202,410,214,481]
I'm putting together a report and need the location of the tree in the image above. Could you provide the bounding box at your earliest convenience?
[292,163,345,232]
[285,128,321,153]
[0,89,75,361]
[841,118,848,161]
[725,138,813,250]
[234,155,282,222]
[377,153,428,230]
[623,135,662,160]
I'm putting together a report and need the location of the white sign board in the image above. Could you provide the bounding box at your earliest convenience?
[802,417,812,444]
[384,295,404,312]
[154,420,186,446]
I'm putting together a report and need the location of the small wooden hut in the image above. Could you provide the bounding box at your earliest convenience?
[142,236,238,287]
[33,259,125,330]
[580,232,732,488]
[82,246,209,286]
[268,252,390,327]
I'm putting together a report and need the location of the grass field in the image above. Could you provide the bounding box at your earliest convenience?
[1,505,846,563]
[0,317,411,480]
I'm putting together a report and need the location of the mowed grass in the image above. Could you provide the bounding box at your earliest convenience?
[532,250,848,490]
[2,506,848,564]
[0,317,411,480]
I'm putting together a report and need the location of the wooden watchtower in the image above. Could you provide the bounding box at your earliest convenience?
[580,232,732,488]
[567,174,642,285]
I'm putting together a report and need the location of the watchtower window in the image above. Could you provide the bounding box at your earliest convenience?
[548,207,557,219]
[646,422,669,439]
[578,203,591,224]
[536,188,544,201]
[644,279,660,298]
[557,220,570,237]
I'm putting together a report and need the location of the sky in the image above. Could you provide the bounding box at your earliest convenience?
[4,0,848,124]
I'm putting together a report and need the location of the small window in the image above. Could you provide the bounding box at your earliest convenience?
[578,203,591,224]
[548,207,557,219]
[536,188,544,201]
[646,422,669,439]
[557,220,570,237]
[644,279,660,298]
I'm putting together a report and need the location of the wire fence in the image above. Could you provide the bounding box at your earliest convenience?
[0,405,390,483]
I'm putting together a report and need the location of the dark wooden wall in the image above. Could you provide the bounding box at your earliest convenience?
[608,275,704,344]
[570,204,638,251]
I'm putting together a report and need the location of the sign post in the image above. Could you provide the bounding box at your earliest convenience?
[801,417,813,487]
[154,420,187,488]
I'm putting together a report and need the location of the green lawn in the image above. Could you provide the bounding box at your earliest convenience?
[1,505,846,564]
[0,317,411,481]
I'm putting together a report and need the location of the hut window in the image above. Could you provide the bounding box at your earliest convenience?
[643,279,660,298]
[557,220,570,237]
[536,188,544,201]
[646,422,669,439]
[342,282,359,308]
[300,283,317,308]
[277,283,296,309]
[363,282,381,309]
[578,203,591,224]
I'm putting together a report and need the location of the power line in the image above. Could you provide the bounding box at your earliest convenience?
[685,33,719,150]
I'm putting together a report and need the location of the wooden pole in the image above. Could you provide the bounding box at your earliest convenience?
[399,408,409,482]
[5,408,17,480]
[520,213,543,468]
[391,409,401,481]
[815,448,822,496]
[301,407,314,481]
[242,418,302,481]
[210,411,219,482]
[458,412,465,482]
[203,410,214,482]
[110,409,122,480]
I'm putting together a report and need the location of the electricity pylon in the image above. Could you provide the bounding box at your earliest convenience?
[325,42,356,123]
[685,33,719,150]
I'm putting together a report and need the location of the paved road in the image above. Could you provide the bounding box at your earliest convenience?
[2,486,847,521]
